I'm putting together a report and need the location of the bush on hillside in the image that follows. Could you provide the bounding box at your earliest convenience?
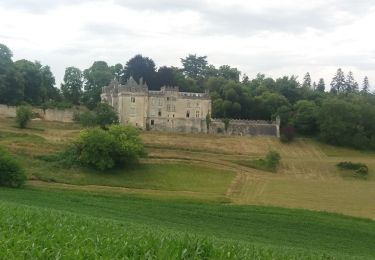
[16,105,33,129]
[234,150,281,172]
[75,111,97,128]
[280,125,295,143]
[0,146,26,187]
[337,161,369,178]
[72,124,145,171]
[265,150,281,170]
[94,103,119,129]
[75,103,118,129]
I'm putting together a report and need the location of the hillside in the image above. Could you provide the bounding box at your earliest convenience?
[1,117,375,259]
[1,117,374,219]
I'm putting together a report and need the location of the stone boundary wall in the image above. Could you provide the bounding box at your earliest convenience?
[0,104,75,123]
[210,118,280,138]
[146,117,206,134]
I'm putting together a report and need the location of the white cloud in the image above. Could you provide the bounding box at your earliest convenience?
[0,0,374,89]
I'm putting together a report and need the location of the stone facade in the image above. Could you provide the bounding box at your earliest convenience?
[101,78,280,137]
[0,104,76,123]
[209,119,280,137]
[101,78,211,133]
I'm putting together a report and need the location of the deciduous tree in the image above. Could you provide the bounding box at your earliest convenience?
[61,67,83,105]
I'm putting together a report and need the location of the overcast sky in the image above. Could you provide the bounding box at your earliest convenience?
[0,0,374,89]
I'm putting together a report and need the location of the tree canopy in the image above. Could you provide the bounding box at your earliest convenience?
[1,42,375,151]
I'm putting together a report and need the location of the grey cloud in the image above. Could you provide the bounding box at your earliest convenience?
[322,54,375,71]
[83,22,139,37]
[114,0,375,35]
[3,0,374,35]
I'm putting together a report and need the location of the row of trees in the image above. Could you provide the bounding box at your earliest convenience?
[1,43,374,150]
[0,44,59,105]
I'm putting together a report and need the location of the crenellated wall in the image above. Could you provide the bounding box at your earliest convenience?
[209,118,280,137]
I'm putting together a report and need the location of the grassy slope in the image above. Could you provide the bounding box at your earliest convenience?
[27,162,235,194]
[1,117,375,219]
[1,188,375,259]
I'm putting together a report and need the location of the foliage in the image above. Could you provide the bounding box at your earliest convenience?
[82,61,113,109]
[122,54,157,89]
[222,118,230,132]
[337,161,369,178]
[61,67,83,105]
[361,76,370,94]
[302,72,311,88]
[205,113,211,132]
[317,98,375,150]
[234,150,281,172]
[76,110,97,127]
[180,54,208,80]
[2,43,375,151]
[265,150,281,170]
[280,125,295,143]
[293,100,318,135]
[94,103,119,128]
[0,146,26,187]
[330,68,346,94]
[72,125,145,170]
[41,100,73,110]
[16,105,33,128]
[75,103,118,128]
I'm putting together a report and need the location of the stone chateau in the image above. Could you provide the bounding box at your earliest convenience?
[101,78,280,137]
[101,77,211,133]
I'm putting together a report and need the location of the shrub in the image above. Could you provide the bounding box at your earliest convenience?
[77,111,97,128]
[222,118,230,133]
[234,150,281,173]
[337,161,369,178]
[72,125,145,171]
[0,146,26,187]
[280,125,295,143]
[75,103,118,129]
[16,105,32,129]
[265,150,281,170]
[94,103,119,129]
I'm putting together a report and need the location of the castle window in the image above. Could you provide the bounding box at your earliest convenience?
[167,104,171,112]
[186,111,190,118]
[167,97,170,101]
[173,114,175,118]
[158,110,162,117]
[196,111,200,118]
[130,107,136,116]
[151,120,154,126]
[131,97,135,103]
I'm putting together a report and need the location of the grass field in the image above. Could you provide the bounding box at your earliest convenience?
[1,188,375,259]
[1,116,375,219]
[2,116,375,258]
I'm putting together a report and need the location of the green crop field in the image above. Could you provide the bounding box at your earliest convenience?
[1,188,375,259]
